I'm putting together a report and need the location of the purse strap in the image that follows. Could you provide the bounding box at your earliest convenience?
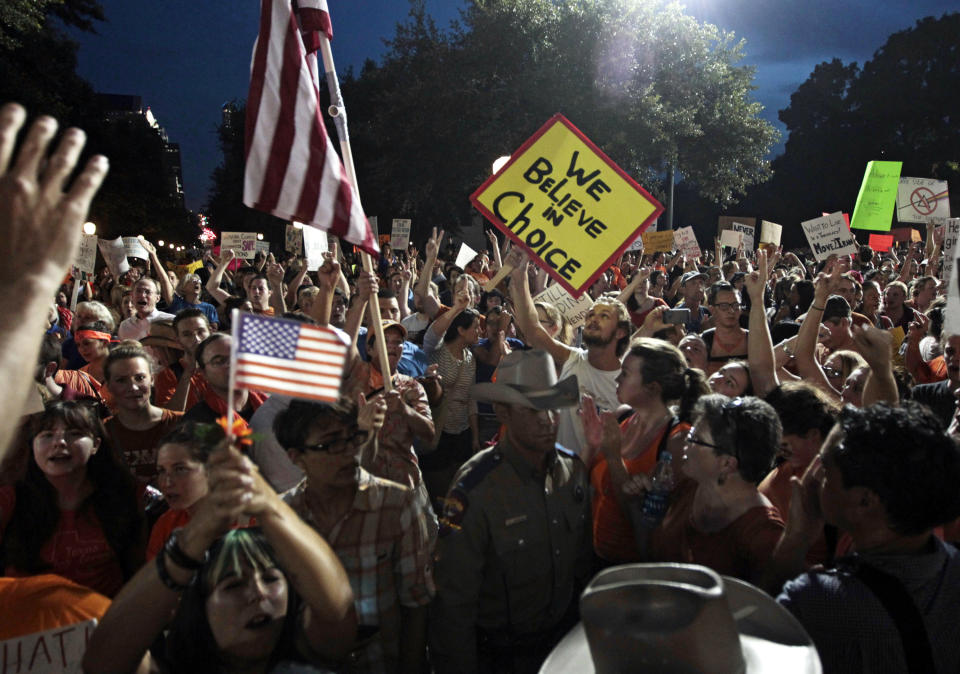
[854,561,937,674]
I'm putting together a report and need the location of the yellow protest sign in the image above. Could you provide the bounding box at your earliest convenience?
[641,229,675,252]
[471,114,662,297]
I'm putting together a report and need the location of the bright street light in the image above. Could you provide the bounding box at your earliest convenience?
[293,222,304,229]
[257,233,264,240]
[82,222,96,235]
[158,239,165,247]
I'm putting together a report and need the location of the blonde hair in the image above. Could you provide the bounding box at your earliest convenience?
[535,301,574,346]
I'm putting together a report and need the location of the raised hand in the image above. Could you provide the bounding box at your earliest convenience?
[425,227,445,261]
[0,103,109,283]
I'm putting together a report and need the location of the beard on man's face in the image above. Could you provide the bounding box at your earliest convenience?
[582,330,615,348]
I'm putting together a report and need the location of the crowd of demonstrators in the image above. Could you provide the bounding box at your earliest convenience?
[4,103,960,674]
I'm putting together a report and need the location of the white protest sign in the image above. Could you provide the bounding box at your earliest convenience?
[941,218,960,283]
[74,234,98,274]
[285,224,303,255]
[122,236,149,261]
[801,212,857,262]
[730,222,755,250]
[760,220,782,246]
[454,242,479,270]
[533,283,594,330]
[97,237,129,278]
[673,226,701,258]
[255,240,271,256]
[368,216,379,238]
[390,219,411,250]
[627,232,645,251]
[897,177,950,223]
[302,224,328,271]
[0,619,98,673]
[719,229,743,249]
[221,232,257,259]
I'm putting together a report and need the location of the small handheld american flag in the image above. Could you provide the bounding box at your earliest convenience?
[230,312,349,403]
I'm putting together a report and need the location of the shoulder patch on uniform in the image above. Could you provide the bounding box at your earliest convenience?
[454,449,502,493]
[438,488,468,538]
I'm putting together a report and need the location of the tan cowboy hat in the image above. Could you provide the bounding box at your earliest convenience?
[140,320,183,351]
[471,349,579,410]
[539,563,821,674]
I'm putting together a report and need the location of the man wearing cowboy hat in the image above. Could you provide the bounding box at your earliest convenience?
[429,349,593,674]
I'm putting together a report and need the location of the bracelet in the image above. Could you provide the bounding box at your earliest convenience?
[165,529,208,571]
[156,549,191,592]
[810,304,825,311]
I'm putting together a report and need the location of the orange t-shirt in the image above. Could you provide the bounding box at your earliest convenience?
[153,363,210,409]
[758,463,829,566]
[0,575,110,639]
[590,417,689,562]
[650,479,785,584]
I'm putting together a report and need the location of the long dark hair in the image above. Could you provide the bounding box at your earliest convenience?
[162,528,305,673]
[2,401,142,581]
[443,308,480,343]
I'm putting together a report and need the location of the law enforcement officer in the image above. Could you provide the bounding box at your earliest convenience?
[429,350,593,674]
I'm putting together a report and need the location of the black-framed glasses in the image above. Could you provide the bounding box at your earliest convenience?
[299,430,369,455]
[710,302,741,313]
[684,430,728,454]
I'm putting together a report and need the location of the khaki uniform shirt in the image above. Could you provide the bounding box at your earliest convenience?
[429,441,593,673]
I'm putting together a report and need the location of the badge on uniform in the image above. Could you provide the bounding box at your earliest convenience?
[438,489,468,538]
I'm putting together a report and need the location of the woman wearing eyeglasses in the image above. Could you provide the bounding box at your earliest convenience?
[625,394,785,585]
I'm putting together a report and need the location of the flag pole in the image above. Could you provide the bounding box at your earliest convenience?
[225,308,239,440]
[316,35,393,392]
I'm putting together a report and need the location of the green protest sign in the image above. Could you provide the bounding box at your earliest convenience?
[850,160,902,231]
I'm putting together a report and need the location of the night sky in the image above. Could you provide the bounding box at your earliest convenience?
[67,0,957,213]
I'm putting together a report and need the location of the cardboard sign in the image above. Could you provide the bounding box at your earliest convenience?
[760,220,782,246]
[255,240,270,255]
[470,114,663,298]
[891,228,915,243]
[302,224,328,271]
[801,212,857,261]
[946,240,960,336]
[390,219,411,250]
[641,229,675,253]
[731,222,755,250]
[0,619,97,673]
[221,232,258,259]
[868,233,894,252]
[850,161,902,231]
[121,236,148,260]
[74,234,98,274]
[673,226,701,258]
[911,229,923,242]
[454,242,479,270]
[897,177,950,223]
[941,218,960,282]
[719,229,743,249]
[285,224,304,255]
[97,237,129,277]
[533,283,594,330]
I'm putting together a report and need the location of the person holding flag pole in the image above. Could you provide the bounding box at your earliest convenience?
[243,0,394,395]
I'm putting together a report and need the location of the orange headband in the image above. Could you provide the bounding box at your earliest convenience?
[76,330,113,342]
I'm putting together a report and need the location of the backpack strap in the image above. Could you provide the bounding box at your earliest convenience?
[853,561,938,674]
[655,416,681,461]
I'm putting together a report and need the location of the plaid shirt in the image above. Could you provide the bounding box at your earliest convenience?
[283,471,435,673]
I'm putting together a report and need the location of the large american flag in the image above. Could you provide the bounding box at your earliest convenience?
[244,0,379,256]
[233,313,348,402]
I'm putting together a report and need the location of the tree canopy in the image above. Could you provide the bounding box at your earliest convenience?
[331,0,778,238]
[742,12,960,239]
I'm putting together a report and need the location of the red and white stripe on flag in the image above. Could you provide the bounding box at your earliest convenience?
[244,0,379,256]
[297,0,332,51]
[233,312,348,403]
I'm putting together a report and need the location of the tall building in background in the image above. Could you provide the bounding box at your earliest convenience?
[96,93,185,209]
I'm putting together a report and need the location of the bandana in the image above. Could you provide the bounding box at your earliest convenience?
[75,330,113,342]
